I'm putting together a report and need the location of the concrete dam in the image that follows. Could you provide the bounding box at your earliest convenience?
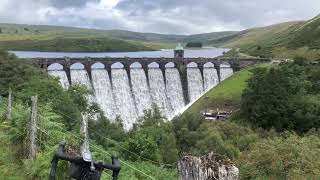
[31,56,268,130]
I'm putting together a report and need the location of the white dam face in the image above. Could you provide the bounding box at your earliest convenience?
[48,64,233,130]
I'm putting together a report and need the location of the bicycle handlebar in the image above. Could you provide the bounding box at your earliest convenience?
[50,142,121,180]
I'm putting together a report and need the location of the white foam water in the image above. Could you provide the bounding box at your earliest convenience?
[130,68,152,118]
[220,67,234,81]
[203,67,219,92]
[148,68,172,118]
[70,70,96,107]
[187,68,204,102]
[48,70,70,89]
[70,70,92,89]
[91,69,116,120]
[165,68,185,117]
[111,69,137,130]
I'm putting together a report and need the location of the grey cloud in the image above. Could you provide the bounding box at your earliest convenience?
[0,0,319,34]
[116,0,320,31]
[49,0,99,8]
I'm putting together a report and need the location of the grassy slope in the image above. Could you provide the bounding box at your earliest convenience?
[0,38,156,52]
[213,15,320,60]
[221,21,301,48]
[185,64,270,114]
[0,128,25,180]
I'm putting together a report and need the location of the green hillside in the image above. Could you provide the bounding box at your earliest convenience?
[220,22,301,48]
[0,38,158,52]
[286,15,320,49]
[211,15,320,60]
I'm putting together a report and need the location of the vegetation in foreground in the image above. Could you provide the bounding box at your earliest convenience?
[0,51,177,179]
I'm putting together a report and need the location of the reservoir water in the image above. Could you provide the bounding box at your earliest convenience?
[11,47,229,58]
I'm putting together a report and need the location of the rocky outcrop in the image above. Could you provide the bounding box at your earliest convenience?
[178,152,239,180]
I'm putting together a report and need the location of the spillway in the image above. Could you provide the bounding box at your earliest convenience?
[48,70,70,89]
[49,62,236,130]
[91,69,116,120]
[220,67,234,81]
[187,68,204,102]
[70,69,96,106]
[203,67,219,92]
[148,68,172,118]
[111,69,137,130]
[130,68,152,118]
[70,70,92,89]
[165,68,185,117]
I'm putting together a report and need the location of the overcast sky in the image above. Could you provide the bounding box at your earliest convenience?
[0,0,319,34]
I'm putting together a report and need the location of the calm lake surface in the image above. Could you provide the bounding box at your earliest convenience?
[11,47,229,59]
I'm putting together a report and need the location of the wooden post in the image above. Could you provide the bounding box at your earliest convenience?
[6,88,12,121]
[29,96,38,160]
[80,113,91,157]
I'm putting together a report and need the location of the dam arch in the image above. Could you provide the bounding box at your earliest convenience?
[111,62,125,69]
[187,62,198,68]
[130,62,143,69]
[220,62,231,68]
[203,62,215,68]
[148,62,160,68]
[70,63,85,70]
[165,62,176,68]
[91,62,105,69]
[48,63,63,70]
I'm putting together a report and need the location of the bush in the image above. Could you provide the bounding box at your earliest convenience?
[240,62,320,133]
[238,133,320,179]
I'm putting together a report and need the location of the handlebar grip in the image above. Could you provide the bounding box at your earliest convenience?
[50,142,66,180]
[57,141,66,153]
[112,155,121,180]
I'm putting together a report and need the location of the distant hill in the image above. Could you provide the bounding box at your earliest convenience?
[182,31,238,44]
[0,24,167,52]
[0,23,234,52]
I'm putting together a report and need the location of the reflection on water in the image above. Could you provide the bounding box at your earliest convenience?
[11,47,229,59]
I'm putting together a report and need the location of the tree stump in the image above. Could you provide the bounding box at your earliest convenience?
[178,152,239,180]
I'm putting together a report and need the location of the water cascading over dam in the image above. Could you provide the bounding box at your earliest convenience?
[48,62,234,130]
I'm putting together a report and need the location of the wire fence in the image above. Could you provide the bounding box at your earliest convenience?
[55,110,174,167]
[36,125,156,180]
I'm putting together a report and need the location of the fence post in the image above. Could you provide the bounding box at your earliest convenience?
[6,88,12,121]
[80,113,91,156]
[29,95,38,160]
